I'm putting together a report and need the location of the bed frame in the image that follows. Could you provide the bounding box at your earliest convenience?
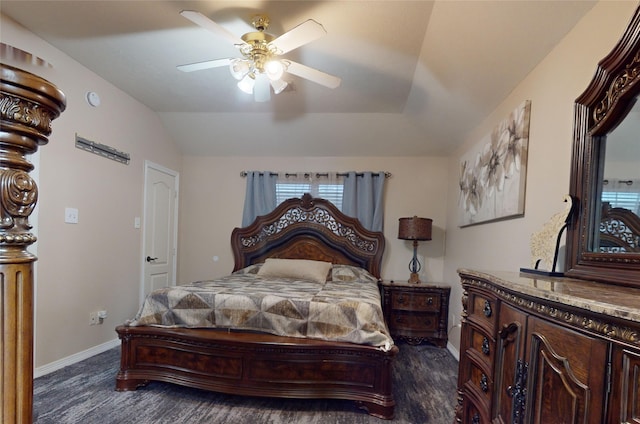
[115,194,398,419]
[599,202,640,253]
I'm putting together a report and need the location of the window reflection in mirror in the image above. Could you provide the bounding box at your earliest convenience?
[597,98,640,253]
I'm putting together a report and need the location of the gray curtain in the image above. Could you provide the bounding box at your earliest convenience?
[342,171,386,231]
[241,171,278,227]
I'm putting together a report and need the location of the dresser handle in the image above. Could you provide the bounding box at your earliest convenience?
[480,373,488,392]
[427,297,433,305]
[481,337,490,355]
[397,295,406,305]
[483,300,492,317]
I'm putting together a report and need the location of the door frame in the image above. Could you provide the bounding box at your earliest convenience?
[140,160,179,304]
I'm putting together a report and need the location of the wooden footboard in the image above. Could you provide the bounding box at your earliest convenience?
[115,325,398,419]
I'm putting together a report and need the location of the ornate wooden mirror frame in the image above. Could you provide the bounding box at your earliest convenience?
[566,5,640,287]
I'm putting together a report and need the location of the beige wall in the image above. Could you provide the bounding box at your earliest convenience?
[178,156,449,285]
[443,1,639,352]
[1,15,183,367]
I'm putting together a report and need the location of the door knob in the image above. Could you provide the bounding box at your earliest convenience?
[146,256,158,262]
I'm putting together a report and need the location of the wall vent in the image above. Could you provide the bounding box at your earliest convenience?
[75,134,130,165]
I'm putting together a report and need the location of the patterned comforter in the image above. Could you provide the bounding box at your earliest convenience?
[127,264,394,351]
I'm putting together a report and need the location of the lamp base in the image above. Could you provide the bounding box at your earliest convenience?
[408,272,421,284]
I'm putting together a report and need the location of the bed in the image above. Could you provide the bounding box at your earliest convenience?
[115,194,398,419]
[599,202,640,253]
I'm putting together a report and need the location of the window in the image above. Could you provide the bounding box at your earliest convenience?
[602,191,640,214]
[602,179,640,214]
[242,170,387,232]
[276,179,344,210]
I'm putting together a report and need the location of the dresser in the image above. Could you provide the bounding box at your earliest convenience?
[455,269,640,424]
[379,280,450,347]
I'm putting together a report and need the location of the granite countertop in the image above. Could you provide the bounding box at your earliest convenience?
[458,269,640,324]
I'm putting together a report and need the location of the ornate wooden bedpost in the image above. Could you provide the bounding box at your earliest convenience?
[0,64,66,423]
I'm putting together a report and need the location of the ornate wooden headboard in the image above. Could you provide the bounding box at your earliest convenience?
[230,194,385,279]
[600,203,640,253]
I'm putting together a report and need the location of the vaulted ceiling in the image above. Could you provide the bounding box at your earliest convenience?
[1,1,597,156]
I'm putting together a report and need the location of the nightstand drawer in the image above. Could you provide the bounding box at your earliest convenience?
[392,292,440,312]
[389,311,438,332]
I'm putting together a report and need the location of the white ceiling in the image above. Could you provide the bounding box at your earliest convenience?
[1,1,597,157]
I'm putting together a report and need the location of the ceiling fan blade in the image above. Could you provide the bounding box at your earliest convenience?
[180,10,246,46]
[286,61,341,89]
[271,19,327,54]
[177,58,231,72]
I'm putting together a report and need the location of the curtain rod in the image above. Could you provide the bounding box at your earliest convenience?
[603,179,634,185]
[240,171,392,178]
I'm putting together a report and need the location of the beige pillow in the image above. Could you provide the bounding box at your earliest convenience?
[257,258,332,284]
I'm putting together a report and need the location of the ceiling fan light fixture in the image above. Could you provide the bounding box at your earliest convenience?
[254,73,271,102]
[264,59,285,81]
[229,58,250,80]
[270,78,288,94]
[237,74,255,94]
[179,10,341,101]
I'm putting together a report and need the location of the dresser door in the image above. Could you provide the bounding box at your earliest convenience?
[493,303,528,424]
[524,317,609,424]
[609,346,640,424]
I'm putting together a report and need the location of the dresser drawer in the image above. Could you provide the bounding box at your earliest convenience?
[466,290,497,334]
[466,358,493,406]
[462,392,490,424]
[389,311,438,332]
[466,323,495,371]
[392,291,440,312]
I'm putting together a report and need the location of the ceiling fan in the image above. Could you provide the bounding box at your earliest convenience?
[177,10,341,102]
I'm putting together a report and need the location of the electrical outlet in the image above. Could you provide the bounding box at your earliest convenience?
[65,207,79,224]
[89,310,107,325]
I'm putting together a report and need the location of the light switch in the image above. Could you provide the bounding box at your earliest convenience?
[64,207,79,224]
[134,217,141,229]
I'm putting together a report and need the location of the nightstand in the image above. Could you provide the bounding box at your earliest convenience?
[378,280,451,347]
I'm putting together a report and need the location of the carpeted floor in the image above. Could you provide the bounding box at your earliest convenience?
[33,342,458,423]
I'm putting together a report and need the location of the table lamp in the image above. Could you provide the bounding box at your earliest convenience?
[398,216,432,283]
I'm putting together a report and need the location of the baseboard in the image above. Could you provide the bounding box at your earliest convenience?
[34,338,120,378]
[447,341,460,361]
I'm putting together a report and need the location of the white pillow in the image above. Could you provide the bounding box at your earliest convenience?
[257,258,332,284]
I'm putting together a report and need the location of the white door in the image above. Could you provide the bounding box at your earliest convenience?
[142,161,178,299]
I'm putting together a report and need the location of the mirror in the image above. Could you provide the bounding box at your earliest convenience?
[566,5,640,287]
[597,100,640,254]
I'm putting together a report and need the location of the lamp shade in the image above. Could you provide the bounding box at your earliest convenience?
[398,216,432,241]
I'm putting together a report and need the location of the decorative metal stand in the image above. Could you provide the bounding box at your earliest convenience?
[521,195,574,277]
[1,64,66,424]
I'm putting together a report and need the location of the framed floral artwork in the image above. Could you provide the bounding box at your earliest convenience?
[458,100,531,227]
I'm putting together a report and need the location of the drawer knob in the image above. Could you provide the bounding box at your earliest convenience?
[483,300,492,317]
[480,373,489,392]
[482,337,490,355]
[427,297,434,305]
